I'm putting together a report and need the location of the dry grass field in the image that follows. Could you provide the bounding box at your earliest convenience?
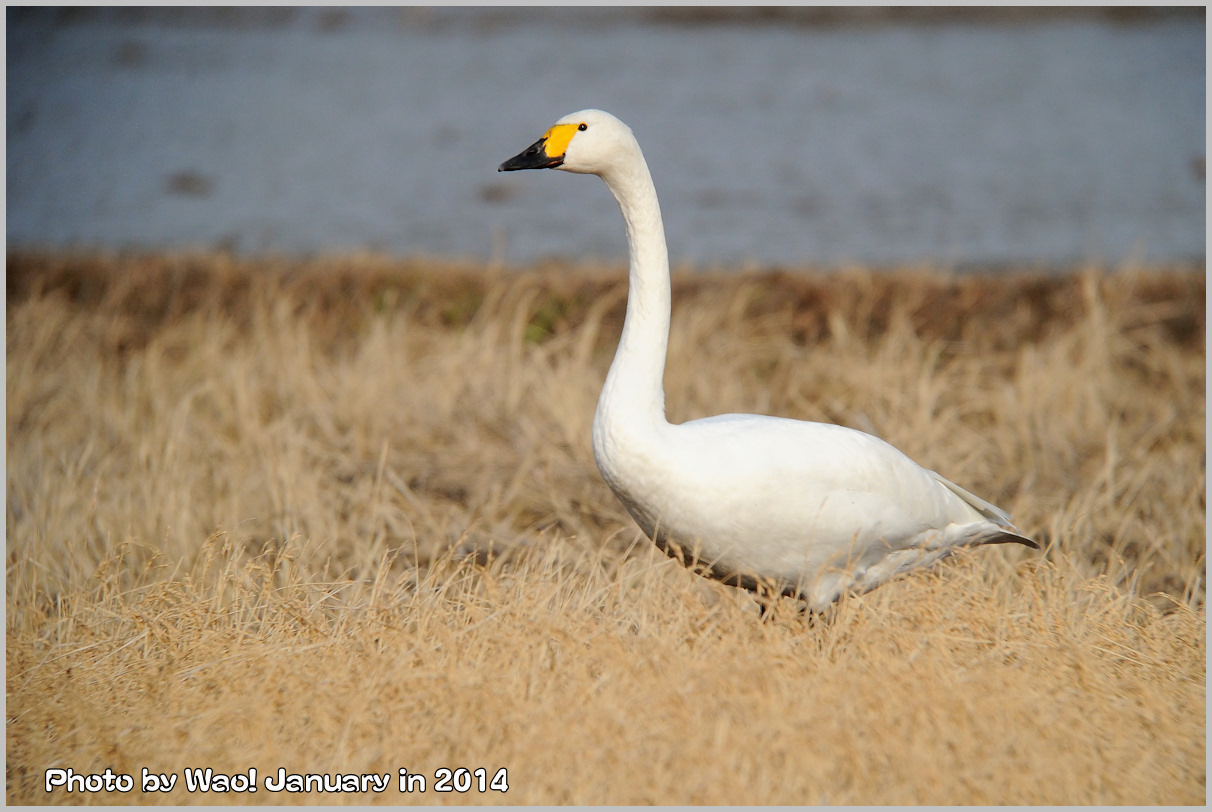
[6,250,1206,805]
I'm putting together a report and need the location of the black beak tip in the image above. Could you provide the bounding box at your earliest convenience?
[499,137,564,172]
[499,155,563,172]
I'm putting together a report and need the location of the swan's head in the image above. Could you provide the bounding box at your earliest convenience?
[498,109,639,177]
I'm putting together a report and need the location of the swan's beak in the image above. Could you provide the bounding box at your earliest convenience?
[498,122,578,172]
[498,137,561,171]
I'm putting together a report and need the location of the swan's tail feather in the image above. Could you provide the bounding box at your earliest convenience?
[983,530,1040,549]
[928,470,1038,549]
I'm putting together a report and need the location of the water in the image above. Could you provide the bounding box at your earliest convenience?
[6,8,1206,269]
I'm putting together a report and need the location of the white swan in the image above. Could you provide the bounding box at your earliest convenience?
[499,109,1035,611]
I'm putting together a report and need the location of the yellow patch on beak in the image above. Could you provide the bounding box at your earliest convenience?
[541,123,580,160]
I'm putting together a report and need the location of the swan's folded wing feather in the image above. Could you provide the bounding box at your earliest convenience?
[928,470,1037,548]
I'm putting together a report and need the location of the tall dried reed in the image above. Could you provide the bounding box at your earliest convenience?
[6,251,1205,804]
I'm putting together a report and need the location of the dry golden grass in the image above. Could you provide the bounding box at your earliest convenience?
[6,250,1206,805]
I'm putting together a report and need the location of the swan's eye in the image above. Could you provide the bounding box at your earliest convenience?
[578,123,588,131]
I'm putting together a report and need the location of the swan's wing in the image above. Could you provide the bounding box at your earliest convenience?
[928,469,1038,548]
[927,470,1011,524]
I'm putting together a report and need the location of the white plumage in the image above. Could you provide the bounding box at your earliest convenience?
[500,109,1034,611]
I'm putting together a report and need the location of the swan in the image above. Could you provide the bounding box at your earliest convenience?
[499,109,1035,611]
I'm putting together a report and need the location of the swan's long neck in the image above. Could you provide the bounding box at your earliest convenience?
[595,151,671,438]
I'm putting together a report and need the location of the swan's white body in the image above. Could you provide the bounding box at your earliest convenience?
[500,109,1034,611]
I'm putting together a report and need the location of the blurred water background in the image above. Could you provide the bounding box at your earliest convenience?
[6,7,1205,270]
